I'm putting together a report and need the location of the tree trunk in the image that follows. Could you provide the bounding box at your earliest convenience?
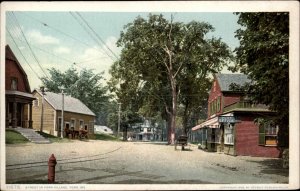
[168,80,177,145]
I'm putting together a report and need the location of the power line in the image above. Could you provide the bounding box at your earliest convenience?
[10,12,50,79]
[6,27,43,81]
[18,12,112,59]
[6,21,96,71]
[69,12,117,62]
[75,12,119,60]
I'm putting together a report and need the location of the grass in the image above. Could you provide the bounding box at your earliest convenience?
[92,133,120,141]
[5,129,29,144]
[36,131,72,143]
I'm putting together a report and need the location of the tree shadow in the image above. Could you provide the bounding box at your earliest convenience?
[246,159,288,177]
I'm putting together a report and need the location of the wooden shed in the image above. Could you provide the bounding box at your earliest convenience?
[32,90,95,137]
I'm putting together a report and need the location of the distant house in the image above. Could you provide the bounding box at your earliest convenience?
[32,90,95,137]
[131,120,163,141]
[192,73,280,158]
[94,125,113,135]
[5,45,35,129]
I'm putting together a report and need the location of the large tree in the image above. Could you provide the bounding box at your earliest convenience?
[41,67,110,125]
[233,12,289,147]
[109,14,232,144]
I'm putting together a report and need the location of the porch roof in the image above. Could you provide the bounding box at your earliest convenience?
[192,116,219,131]
[6,90,35,101]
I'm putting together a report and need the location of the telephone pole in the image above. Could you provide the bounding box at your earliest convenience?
[117,103,121,137]
[40,86,45,132]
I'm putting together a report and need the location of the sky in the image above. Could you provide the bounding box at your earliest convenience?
[5,10,241,90]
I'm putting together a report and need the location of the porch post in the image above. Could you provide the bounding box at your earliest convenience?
[29,103,33,128]
[12,101,17,128]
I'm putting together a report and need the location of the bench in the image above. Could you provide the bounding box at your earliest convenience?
[175,135,188,150]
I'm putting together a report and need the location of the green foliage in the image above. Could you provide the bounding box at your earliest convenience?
[92,133,119,141]
[5,129,29,144]
[36,131,70,143]
[109,14,232,140]
[41,67,111,125]
[233,12,289,147]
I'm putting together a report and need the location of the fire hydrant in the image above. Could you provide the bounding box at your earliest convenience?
[48,154,57,183]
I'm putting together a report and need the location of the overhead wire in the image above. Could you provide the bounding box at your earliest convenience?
[6,15,97,71]
[18,12,111,59]
[6,27,43,81]
[69,12,117,62]
[75,12,119,60]
[10,12,50,79]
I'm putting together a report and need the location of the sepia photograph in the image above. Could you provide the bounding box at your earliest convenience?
[1,1,299,190]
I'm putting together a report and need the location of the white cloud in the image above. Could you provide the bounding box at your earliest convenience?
[54,46,71,54]
[26,29,60,45]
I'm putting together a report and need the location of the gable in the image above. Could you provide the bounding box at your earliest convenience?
[215,73,251,92]
[5,45,31,93]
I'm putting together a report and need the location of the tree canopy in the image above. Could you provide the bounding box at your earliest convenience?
[233,12,289,147]
[109,14,232,143]
[41,67,111,125]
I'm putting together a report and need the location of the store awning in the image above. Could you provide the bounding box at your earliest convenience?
[192,116,219,131]
[192,115,237,131]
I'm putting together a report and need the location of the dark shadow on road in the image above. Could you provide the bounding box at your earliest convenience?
[246,159,289,177]
[132,141,169,146]
[112,179,213,184]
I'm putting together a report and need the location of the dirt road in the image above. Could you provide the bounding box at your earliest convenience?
[5,140,288,187]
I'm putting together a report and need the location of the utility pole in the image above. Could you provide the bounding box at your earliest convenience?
[60,86,65,138]
[40,86,45,132]
[117,103,121,137]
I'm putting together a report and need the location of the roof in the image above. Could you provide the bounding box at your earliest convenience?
[215,73,251,92]
[94,125,113,134]
[6,90,35,100]
[34,90,95,116]
[5,45,31,92]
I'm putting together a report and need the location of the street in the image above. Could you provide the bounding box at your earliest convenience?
[6,140,288,185]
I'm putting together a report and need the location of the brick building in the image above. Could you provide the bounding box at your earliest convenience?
[192,73,280,158]
[5,45,35,129]
[32,89,95,138]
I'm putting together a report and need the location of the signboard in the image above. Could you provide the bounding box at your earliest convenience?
[218,116,236,123]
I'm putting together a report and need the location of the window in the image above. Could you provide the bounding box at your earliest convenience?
[217,96,221,112]
[224,124,234,145]
[140,127,144,132]
[259,122,278,146]
[11,77,18,90]
[147,128,151,132]
[84,124,88,131]
[70,119,75,130]
[79,120,84,129]
[33,98,39,107]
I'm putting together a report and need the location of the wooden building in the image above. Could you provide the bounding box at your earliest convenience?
[5,45,35,128]
[192,73,280,158]
[32,90,95,137]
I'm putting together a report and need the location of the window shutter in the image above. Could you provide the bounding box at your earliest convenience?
[258,124,265,145]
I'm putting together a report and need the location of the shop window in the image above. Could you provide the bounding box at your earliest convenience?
[224,124,234,145]
[258,122,278,146]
